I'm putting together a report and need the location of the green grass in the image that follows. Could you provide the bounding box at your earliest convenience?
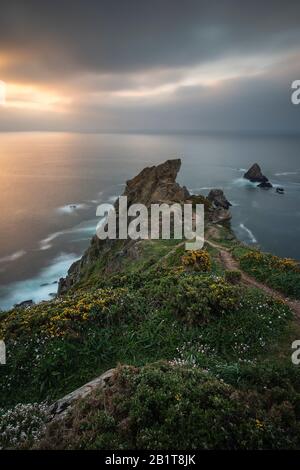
[0,267,294,408]
[1,235,300,449]
[232,247,300,299]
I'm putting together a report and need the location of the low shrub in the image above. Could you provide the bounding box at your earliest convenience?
[238,250,300,298]
[37,363,300,450]
[147,273,241,325]
[170,289,292,364]
[181,250,211,272]
[0,287,128,339]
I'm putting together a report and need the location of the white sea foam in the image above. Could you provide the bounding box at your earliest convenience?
[0,253,79,311]
[198,187,216,191]
[55,203,89,215]
[239,223,257,243]
[233,177,257,188]
[39,231,65,250]
[38,221,97,251]
[188,187,215,193]
[274,171,298,176]
[86,191,106,204]
[108,195,118,203]
[229,168,247,173]
[0,250,26,264]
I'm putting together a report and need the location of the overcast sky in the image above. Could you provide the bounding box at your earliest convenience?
[0,0,299,133]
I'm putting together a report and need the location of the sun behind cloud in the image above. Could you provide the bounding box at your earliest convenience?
[4,82,71,112]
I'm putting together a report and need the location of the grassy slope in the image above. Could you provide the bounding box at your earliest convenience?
[1,225,300,449]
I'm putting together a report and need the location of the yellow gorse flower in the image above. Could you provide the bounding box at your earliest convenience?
[255,418,264,429]
[0,287,127,339]
[181,250,211,272]
[241,251,299,273]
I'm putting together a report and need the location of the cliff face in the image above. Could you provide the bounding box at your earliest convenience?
[58,159,190,295]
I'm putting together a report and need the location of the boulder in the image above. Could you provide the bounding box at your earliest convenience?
[14,299,34,309]
[50,368,115,419]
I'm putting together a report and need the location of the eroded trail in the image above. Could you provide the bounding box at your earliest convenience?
[206,238,300,320]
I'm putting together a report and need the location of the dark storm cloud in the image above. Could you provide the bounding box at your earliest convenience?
[1,0,300,81]
[0,0,299,133]
[1,53,298,134]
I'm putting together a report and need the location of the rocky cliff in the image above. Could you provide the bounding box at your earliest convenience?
[58,159,190,294]
[123,158,190,205]
[58,159,231,295]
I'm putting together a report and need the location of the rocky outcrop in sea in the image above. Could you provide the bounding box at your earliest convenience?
[243,163,273,188]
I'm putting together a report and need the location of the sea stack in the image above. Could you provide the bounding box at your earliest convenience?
[243,163,273,188]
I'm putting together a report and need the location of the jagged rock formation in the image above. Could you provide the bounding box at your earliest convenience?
[206,189,232,224]
[207,189,232,210]
[58,159,190,295]
[58,159,231,295]
[124,159,190,205]
[257,181,273,189]
[244,163,273,188]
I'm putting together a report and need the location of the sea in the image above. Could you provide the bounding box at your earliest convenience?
[0,131,299,310]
